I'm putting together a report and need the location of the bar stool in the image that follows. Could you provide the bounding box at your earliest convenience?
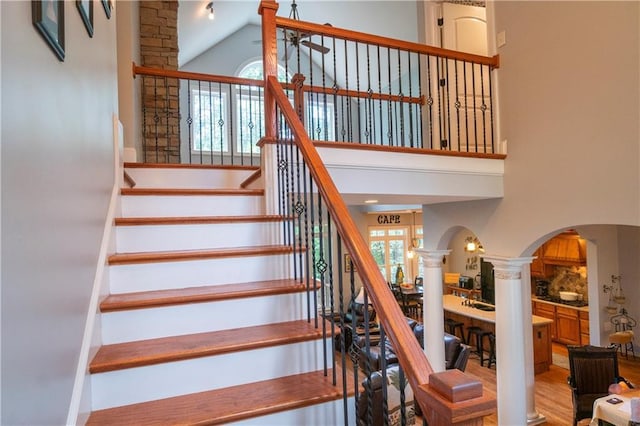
[609,331,635,359]
[466,326,492,366]
[486,332,496,369]
[445,318,466,343]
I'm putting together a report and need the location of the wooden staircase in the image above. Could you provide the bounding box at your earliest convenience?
[86,164,354,425]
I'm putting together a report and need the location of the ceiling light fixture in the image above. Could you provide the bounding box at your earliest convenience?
[206,2,214,20]
[364,199,378,204]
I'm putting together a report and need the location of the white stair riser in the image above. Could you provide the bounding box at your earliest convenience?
[109,254,298,294]
[91,340,330,410]
[125,168,257,189]
[121,195,264,217]
[230,397,356,426]
[115,222,282,252]
[101,293,310,344]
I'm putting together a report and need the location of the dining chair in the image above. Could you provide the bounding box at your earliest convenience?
[567,344,634,426]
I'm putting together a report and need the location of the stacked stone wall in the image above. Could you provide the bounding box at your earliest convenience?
[139,1,180,163]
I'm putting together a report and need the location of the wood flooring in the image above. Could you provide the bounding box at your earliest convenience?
[464,343,640,426]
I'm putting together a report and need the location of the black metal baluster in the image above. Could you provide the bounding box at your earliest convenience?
[480,64,487,153]
[355,41,362,143]
[425,54,435,149]
[217,81,224,164]
[454,59,462,152]
[408,52,415,148]
[153,76,159,162]
[337,239,349,425]
[444,59,452,151]
[397,48,405,147]
[377,45,384,147]
[366,43,373,145]
[472,63,478,153]
[238,83,243,165]
[186,79,193,164]
[417,53,424,149]
[463,61,470,152]
[387,47,394,146]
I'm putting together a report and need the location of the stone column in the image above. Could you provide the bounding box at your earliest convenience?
[482,255,544,425]
[415,249,450,372]
[139,1,180,163]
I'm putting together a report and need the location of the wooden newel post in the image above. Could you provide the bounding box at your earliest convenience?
[416,370,496,426]
[259,0,279,139]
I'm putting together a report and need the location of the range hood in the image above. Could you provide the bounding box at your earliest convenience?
[542,232,587,265]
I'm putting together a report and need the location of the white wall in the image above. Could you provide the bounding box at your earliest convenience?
[0,1,118,424]
[423,1,640,255]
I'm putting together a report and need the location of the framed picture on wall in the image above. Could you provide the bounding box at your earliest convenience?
[32,0,65,61]
[76,0,93,37]
[101,0,111,19]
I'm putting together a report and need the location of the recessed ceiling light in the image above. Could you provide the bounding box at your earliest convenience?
[364,199,378,204]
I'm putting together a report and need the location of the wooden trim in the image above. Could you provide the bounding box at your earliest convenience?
[114,215,287,226]
[100,279,313,312]
[124,162,259,171]
[90,320,324,373]
[132,63,264,87]
[283,82,424,105]
[274,17,500,68]
[120,188,264,196]
[108,245,298,265]
[240,168,262,188]
[313,141,507,160]
[266,74,433,395]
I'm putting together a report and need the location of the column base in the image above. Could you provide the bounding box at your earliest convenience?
[527,412,547,425]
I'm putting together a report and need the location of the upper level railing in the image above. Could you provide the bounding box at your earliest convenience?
[134,1,499,165]
[273,11,499,153]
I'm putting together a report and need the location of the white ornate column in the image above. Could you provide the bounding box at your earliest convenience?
[414,249,450,372]
[482,255,542,425]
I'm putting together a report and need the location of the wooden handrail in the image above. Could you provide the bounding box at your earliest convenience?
[132,63,265,87]
[266,73,434,403]
[283,82,425,105]
[275,16,500,69]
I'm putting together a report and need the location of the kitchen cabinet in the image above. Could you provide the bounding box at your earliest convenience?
[579,311,590,345]
[533,301,557,340]
[532,299,589,346]
[444,295,553,374]
[556,305,580,345]
[533,323,552,375]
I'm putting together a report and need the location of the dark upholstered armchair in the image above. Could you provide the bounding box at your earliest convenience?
[567,344,634,426]
[359,317,470,372]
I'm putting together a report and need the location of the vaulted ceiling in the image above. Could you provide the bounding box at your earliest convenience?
[177,0,423,67]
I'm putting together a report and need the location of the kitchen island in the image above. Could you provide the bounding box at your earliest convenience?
[443,294,554,374]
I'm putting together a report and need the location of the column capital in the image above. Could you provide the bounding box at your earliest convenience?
[414,249,450,267]
[482,255,535,279]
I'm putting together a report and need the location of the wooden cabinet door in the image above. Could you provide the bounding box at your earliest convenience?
[533,324,552,374]
[556,306,580,345]
[533,301,557,340]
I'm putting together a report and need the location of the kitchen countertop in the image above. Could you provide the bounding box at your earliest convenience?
[531,296,589,312]
[443,294,554,326]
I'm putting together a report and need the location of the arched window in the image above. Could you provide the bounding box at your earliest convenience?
[237,60,290,83]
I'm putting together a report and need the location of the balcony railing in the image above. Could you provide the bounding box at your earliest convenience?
[134,5,499,165]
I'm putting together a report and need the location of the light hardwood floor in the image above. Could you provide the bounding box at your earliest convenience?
[464,343,640,425]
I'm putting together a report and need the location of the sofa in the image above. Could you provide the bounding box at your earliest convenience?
[356,318,471,426]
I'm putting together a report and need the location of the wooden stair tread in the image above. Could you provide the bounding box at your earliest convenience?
[108,245,297,265]
[124,162,259,171]
[100,278,312,312]
[90,319,328,373]
[86,368,354,425]
[115,214,287,226]
[120,188,264,196]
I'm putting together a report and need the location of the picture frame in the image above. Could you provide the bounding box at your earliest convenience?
[32,0,65,61]
[344,254,355,273]
[76,0,93,37]
[101,0,111,19]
